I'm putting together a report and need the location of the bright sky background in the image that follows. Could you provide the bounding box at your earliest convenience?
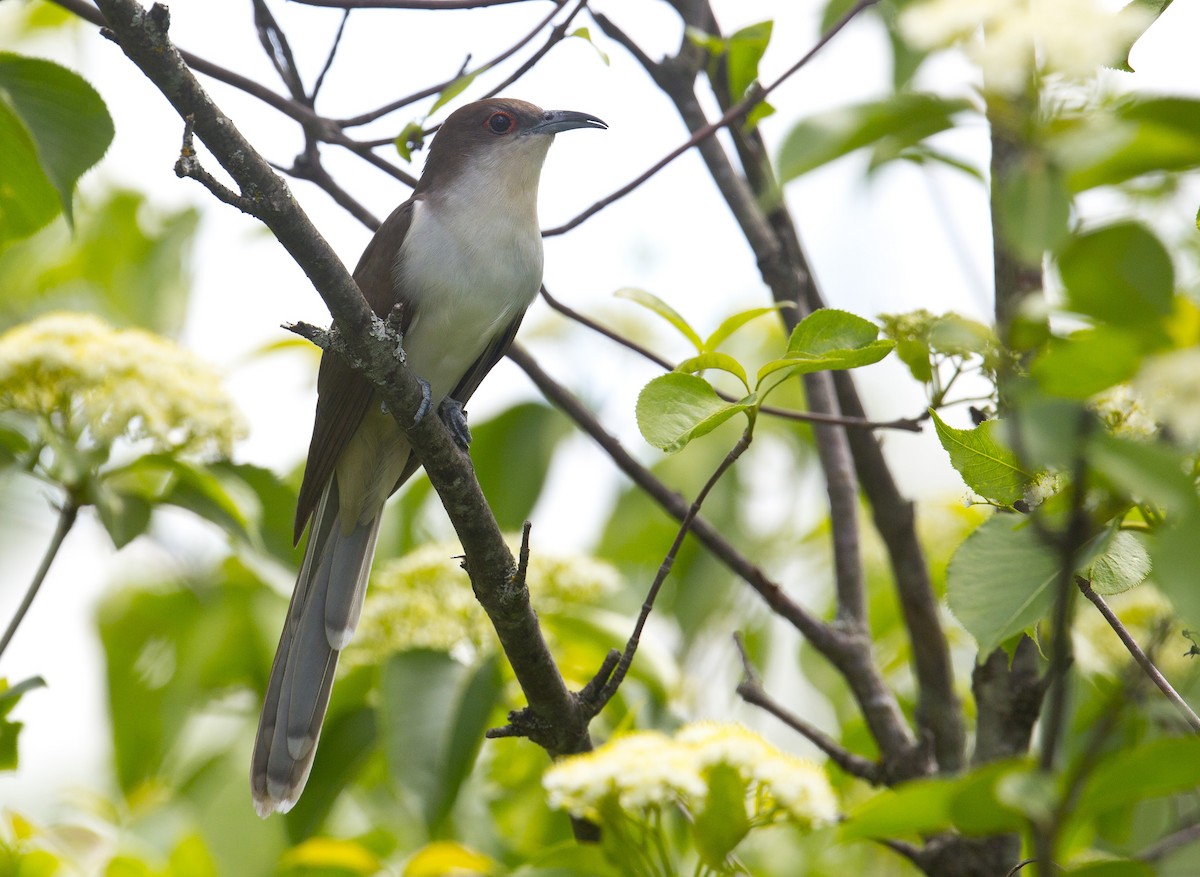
[2,0,1199,817]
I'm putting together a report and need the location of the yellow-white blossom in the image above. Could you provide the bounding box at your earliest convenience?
[344,540,620,666]
[544,722,837,829]
[542,731,706,819]
[900,0,1151,95]
[1134,348,1200,445]
[0,312,243,466]
[676,722,838,826]
[1093,383,1158,441]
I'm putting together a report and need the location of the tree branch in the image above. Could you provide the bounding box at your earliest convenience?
[733,633,885,785]
[1078,578,1200,733]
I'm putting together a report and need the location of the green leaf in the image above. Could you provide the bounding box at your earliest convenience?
[0,188,200,335]
[778,93,972,182]
[636,373,751,454]
[0,53,114,237]
[1146,509,1200,626]
[693,763,750,867]
[616,287,703,351]
[996,155,1071,263]
[568,27,610,65]
[930,412,1032,507]
[1085,531,1150,596]
[839,775,955,839]
[1087,432,1200,516]
[947,514,1061,654]
[1030,328,1143,398]
[1060,97,1200,192]
[725,20,772,101]
[0,95,59,243]
[703,305,786,352]
[93,482,153,549]
[1063,861,1153,877]
[676,352,749,389]
[430,69,483,115]
[471,403,570,532]
[380,651,503,832]
[1078,736,1200,818]
[0,676,46,771]
[395,120,425,163]
[788,308,882,355]
[1058,222,1174,327]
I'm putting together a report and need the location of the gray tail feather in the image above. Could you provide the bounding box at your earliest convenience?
[250,477,381,817]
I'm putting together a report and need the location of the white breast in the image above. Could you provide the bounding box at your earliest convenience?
[396,187,544,401]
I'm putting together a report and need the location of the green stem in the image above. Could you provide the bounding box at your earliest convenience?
[0,498,80,661]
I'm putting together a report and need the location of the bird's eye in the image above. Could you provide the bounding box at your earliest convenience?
[486,111,515,134]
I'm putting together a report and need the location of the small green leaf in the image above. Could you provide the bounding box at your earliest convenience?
[1085,530,1151,596]
[930,411,1032,507]
[725,20,772,101]
[430,68,483,114]
[616,287,704,351]
[636,373,750,454]
[693,763,751,867]
[1058,222,1174,327]
[947,514,1061,654]
[568,27,610,65]
[839,776,956,839]
[778,94,972,182]
[676,352,749,389]
[93,483,153,549]
[704,305,786,352]
[788,308,882,355]
[0,53,114,235]
[757,342,894,385]
[394,120,425,162]
[0,676,46,771]
[1063,861,1153,877]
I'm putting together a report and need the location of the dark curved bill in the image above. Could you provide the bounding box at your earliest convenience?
[528,109,608,135]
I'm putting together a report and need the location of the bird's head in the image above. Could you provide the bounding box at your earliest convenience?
[416,98,606,205]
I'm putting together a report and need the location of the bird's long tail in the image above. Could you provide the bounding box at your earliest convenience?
[250,476,380,816]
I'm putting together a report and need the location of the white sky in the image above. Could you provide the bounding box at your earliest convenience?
[2,0,1199,819]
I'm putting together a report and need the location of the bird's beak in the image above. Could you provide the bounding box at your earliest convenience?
[527,109,608,135]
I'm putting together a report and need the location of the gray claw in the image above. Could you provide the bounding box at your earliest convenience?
[439,397,472,450]
[412,376,433,424]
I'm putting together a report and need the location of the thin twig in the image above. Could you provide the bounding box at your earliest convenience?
[310,9,351,103]
[543,0,880,236]
[1078,578,1200,733]
[0,499,79,661]
[334,0,568,127]
[1138,822,1200,862]
[290,0,544,8]
[732,633,885,784]
[585,427,754,712]
[507,344,835,652]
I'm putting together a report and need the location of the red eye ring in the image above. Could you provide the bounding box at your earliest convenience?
[486,111,515,135]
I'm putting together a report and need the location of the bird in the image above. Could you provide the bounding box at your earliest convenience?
[251,97,606,816]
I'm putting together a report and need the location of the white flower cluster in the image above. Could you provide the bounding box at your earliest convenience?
[1092,383,1158,441]
[1134,349,1200,446]
[543,722,837,829]
[345,540,621,664]
[0,312,243,461]
[900,0,1151,95]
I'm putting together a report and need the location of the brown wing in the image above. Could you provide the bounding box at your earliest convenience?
[293,199,419,544]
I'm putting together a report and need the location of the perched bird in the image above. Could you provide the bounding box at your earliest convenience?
[251,98,606,816]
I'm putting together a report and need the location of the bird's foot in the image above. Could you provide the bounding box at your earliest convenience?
[411,376,433,424]
[439,397,472,450]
